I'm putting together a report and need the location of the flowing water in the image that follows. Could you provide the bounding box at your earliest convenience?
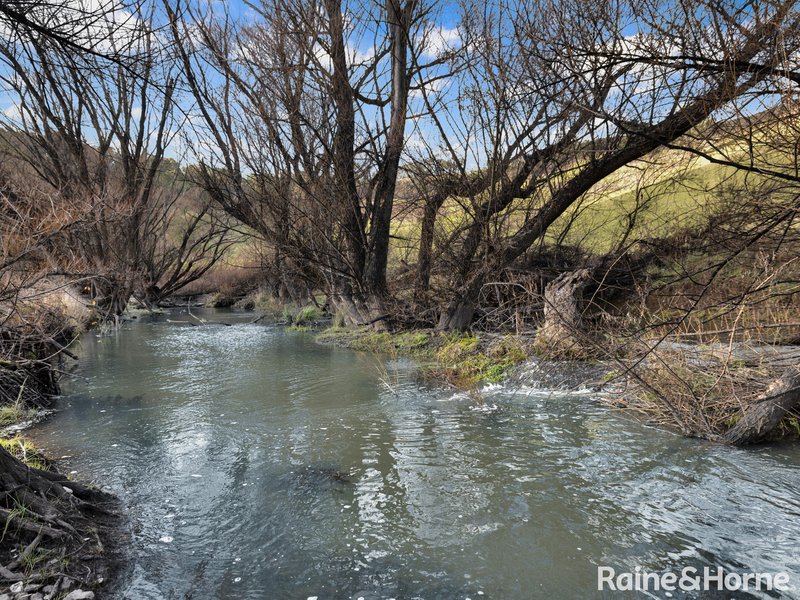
[28,311,800,599]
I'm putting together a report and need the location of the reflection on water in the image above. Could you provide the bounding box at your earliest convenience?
[28,310,800,599]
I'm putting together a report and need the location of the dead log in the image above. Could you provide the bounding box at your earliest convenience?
[723,366,800,445]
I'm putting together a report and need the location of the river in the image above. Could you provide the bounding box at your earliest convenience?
[27,310,800,599]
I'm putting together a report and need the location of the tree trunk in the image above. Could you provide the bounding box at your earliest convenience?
[364,0,412,301]
[723,367,800,445]
[140,285,162,309]
[93,275,133,320]
[535,268,592,356]
[329,281,369,326]
[365,293,390,331]
[414,193,445,300]
[436,297,475,331]
[325,0,367,298]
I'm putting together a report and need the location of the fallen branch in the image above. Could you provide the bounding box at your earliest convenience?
[723,366,800,445]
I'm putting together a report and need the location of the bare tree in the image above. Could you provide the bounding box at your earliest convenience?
[0,1,231,318]
[135,184,235,307]
[402,0,800,331]
[0,0,143,63]
[168,0,453,326]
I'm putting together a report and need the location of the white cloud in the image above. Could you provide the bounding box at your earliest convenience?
[348,44,375,66]
[405,131,428,152]
[2,103,20,122]
[421,25,461,60]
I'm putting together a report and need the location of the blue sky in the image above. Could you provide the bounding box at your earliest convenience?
[0,0,465,164]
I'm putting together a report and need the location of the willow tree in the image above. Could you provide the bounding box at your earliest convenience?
[404,0,800,331]
[168,0,453,326]
[0,1,231,318]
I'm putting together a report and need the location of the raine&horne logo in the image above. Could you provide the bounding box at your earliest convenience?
[597,565,791,594]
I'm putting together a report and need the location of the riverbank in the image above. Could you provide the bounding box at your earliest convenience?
[316,327,531,389]
[0,315,129,599]
[0,400,129,600]
[314,324,800,444]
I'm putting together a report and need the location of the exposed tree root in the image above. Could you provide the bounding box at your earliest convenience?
[0,446,128,598]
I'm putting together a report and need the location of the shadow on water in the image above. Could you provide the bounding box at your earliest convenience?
[289,464,355,490]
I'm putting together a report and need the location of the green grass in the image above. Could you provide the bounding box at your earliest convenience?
[387,140,789,264]
[294,305,322,325]
[430,333,528,387]
[317,327,432,354]
[316,327,528,388]
[284,305,325,331]
[0,404,27,427]
[20,546,53,574]
[0,437,49,471]
[1,501,33,543]
[542,155,738,253]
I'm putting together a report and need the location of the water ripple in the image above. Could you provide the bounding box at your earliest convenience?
[25,313,800,600]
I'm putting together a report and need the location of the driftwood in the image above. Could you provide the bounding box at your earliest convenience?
[723,366,800,445]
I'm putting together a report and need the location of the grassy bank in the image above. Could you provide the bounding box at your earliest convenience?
[0,436,50,471]
[316,327,530,388]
